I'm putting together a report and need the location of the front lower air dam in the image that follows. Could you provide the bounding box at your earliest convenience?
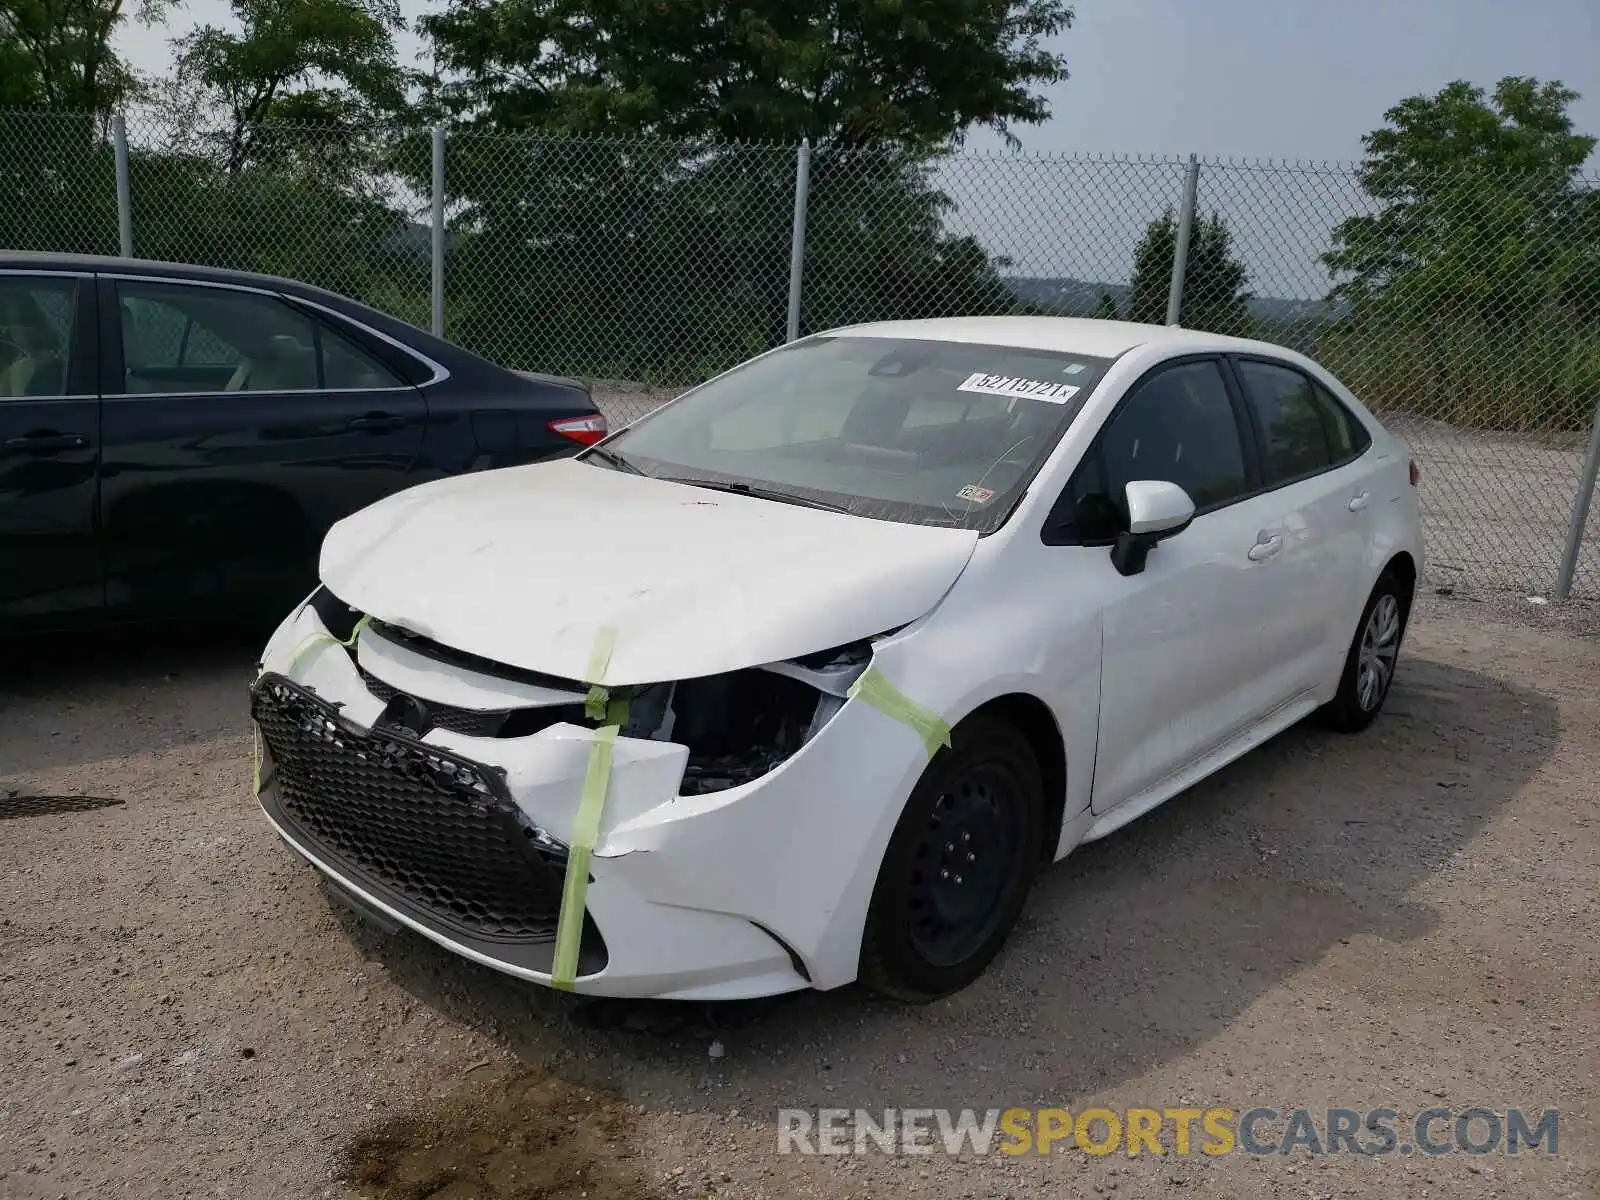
[250,672,607,977]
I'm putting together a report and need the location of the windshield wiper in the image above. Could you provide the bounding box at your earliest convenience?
[654,475,853,514]
[583,445,645,475]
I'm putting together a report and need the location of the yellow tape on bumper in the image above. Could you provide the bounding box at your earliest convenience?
[251,726,263,797]
[848,666,952,758]
[551,625,623,991]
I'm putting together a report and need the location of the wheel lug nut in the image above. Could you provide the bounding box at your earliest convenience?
[940,869,949,880]
[961,832,970,842]
[966,852,975,862]
[945,842,954,852]
[954,875,963,885]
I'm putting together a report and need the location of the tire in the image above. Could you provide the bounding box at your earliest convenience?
[1320,569,1410,733]
[858,715,1045,1002]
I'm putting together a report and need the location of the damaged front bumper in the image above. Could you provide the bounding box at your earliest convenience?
[250,593,929,999]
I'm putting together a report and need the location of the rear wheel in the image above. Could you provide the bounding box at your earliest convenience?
[1321,569,1409,732]
[858,715,1044,1002]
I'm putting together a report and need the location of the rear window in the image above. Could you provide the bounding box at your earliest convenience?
[1236,358,1371,485]
[600,336,1117,532]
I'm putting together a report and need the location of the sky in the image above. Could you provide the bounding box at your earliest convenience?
[115,0,1600,297]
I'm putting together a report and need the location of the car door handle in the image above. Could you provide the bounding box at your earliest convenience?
[3,432,90,454]
[346,413,407,432]
[1348,490,1371,512]
[1247,533,1284,561]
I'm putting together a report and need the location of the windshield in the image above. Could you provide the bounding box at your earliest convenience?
[594,336,1117,533]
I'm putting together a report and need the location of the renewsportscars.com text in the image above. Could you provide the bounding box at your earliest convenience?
[777,1106,1558,1158]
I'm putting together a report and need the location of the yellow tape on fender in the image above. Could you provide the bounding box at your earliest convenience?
[848,666,952,758]
[582,625,617,721]
[282,613,371,681]
[255,614,368,798]
[551,625,624,991]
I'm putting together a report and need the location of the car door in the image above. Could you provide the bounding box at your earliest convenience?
[0,269,102,629]
[97,275,427,621]
[1228,356,1379,697]
[1046,357,1301,815]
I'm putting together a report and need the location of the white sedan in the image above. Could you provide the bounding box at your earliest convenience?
[251,317,1423,1002]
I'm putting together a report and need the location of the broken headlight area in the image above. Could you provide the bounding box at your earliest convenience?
[307,583,364,642]
[304,603,875,797]
[615,641,872,796]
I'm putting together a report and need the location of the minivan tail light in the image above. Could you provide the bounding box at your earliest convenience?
[549,413,608,446]
[1409,458,1422,487]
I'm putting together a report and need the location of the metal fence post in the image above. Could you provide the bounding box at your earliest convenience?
[1555,394,1600,599]
[430,124,446,338]
[111,113,133,258]
[1165,154,1200,326]
[785,138,812,343]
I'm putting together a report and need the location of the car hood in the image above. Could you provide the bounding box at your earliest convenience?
[318,458,979,686]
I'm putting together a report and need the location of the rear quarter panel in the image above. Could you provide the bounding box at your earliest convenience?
[278,279,602,477]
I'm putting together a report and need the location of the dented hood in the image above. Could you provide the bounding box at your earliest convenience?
[318,458,979,686]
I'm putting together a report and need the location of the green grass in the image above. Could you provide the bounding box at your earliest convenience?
[1314,314,1600,434]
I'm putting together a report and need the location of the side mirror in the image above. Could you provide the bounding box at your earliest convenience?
[1111,480,1195,576]
[1126,480,1195,536]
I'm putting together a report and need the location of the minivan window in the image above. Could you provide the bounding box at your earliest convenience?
[598,336,1117,533]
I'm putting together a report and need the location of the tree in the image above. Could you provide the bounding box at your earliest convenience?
[1324,77,1596,315]
[0,0,158,254]
[0,0,166,113]
[1092,291,1118,319]
[418,0,1072,151]
[1318,77,1600,430]
[405,0,1075,381]
[0,28,46,107]
[171,0,406,174]
[1127,210,1251,334]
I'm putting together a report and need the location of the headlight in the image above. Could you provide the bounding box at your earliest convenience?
[306,585,365,642]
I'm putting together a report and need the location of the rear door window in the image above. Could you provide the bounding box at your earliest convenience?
[117,281,318,394]
[321,323,405,389]
[1234,359,1369,485]
[0,275,78,399]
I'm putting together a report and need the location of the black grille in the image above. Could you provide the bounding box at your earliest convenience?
[359,668,511,737]
[251,674,565,943]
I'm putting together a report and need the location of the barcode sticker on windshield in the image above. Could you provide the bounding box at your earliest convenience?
[957,372,1080,404]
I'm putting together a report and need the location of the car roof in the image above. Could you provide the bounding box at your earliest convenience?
[0,250,356,301]
[822,315,1278,359]
[0,250,601,397]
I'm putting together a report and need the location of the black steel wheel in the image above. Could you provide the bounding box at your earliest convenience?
[859,714,1045,1002]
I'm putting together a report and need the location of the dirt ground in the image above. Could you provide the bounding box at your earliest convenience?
[1,595,1597,1200]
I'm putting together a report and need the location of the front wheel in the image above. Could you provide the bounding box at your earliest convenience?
[1321,569,1409,732]
[858,715,1044,1002]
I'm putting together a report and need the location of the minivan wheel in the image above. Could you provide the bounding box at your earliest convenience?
[858,715,1044,1002]
[1321,569,1409,733]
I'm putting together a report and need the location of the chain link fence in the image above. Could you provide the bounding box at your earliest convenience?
[2,107,1598,598]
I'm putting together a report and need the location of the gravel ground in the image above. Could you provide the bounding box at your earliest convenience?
[1,596,1597,1199]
